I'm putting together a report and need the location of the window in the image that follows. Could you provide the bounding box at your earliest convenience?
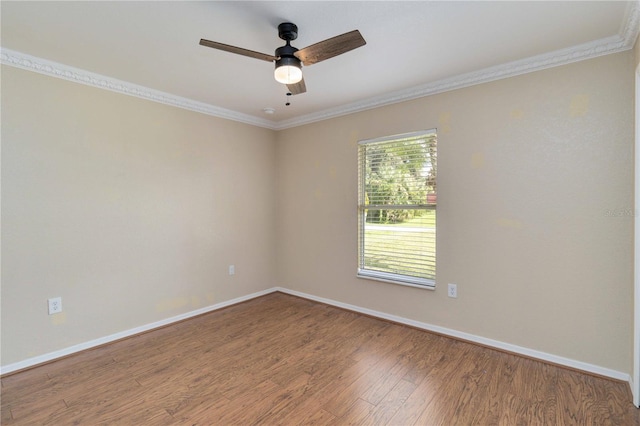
[358,130,437,288]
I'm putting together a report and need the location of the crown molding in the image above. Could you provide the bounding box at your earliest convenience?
[2,1,638,131]
[622,0,640,46]
[0,49,277,130]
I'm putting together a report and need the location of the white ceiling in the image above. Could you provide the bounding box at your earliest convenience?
[1,1,638,129]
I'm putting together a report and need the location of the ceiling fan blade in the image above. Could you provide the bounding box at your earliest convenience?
[295,30,366,66]
[287,78,307,95]
[199,39,277,62]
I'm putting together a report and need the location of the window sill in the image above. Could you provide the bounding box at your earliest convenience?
[357,270,435,290]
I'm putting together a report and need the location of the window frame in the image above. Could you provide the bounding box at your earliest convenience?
[357,130,437,290]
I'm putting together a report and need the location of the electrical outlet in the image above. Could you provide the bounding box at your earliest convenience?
[228,265,235,275]
[48,297,62,315]
[447,284,458,298]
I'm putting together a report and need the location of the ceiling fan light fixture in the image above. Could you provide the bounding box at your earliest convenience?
[200,22,366,96]
[274,57,302,84]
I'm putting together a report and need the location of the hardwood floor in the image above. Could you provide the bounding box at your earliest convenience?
[1,292,638,425]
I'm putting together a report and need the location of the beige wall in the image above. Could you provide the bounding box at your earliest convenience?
[276,51,635,373]
[1,49,635,375]
[1,66,277,365]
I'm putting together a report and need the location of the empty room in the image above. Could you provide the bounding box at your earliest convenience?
[2,1,639,424]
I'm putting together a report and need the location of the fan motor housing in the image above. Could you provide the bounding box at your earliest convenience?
[275,43,298,58]
[278,22,298,41]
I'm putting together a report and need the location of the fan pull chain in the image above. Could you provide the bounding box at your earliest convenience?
[285,92,292,106]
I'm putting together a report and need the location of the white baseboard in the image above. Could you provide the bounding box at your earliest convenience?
[2,286,632,390]
[0,288,277,375]
[275,287,632,384]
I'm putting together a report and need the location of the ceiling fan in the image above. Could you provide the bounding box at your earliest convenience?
[199,22,366,95]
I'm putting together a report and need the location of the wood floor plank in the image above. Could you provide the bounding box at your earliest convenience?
[450,348,505,425]
[359,378,417,426]
[3,397,67,425]
[496,392,545,426]
[385,370,440,425]
[217,379,285,424]
[466,350,522,425]
[360,357,410,406]
[321,355,396,418]
[1,403,13,424]
[248,373,314,424]
[411,342,487,425]
[400,334,448,386]
[330,398,375,425]
[289,407,337,426]
[166,388,232,424]
[1,292,637,425]
[428,345,497,424]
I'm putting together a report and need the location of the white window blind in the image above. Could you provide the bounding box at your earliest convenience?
[358,130,437,288]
